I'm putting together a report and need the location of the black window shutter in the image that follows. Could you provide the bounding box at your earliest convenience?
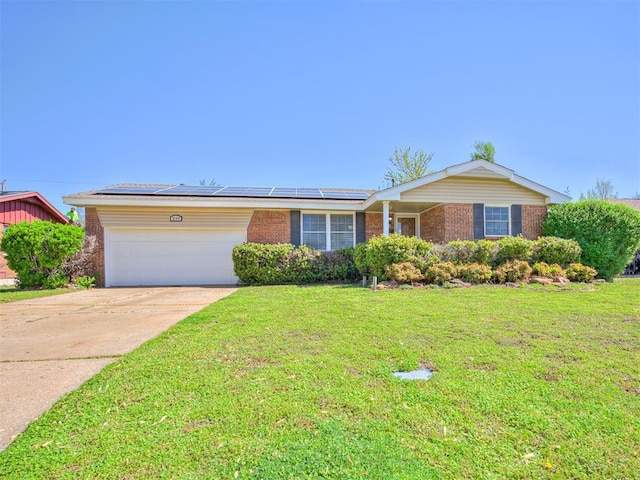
[355,212,366,244]
[511,204,522,236]
[290,211,301,246]
[473,204,485,239]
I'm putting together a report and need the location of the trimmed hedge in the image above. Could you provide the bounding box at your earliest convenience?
[232,235,593,286]
[232,243,359,285]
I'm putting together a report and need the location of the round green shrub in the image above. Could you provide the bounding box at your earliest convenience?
[532,262,566,279]
[360,234,433,280]
[385,262,424,284]
[542,200,640,281]
[457,263,492,284]
[492,260,532,283]
[232,242,293,285]
[472,239,499,265]
[531,236,581,266]
[565,263,598,282]
[493,235,534,266]
[0,220,84,289]
[424,262,457,285]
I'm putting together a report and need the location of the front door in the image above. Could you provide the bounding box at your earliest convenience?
[397,217,416,237]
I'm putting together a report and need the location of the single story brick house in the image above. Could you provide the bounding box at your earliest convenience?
[63,160,570,287]
[1,191,70,282]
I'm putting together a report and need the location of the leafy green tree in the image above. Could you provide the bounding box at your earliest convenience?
[579,178,618,200]
[470,141,495,162]
[384,147,434,186]
[0,221,84,288]
[542,200,640,281]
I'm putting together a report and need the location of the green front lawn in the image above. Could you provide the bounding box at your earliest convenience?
[0,286,70,303]
[1,281,639,479]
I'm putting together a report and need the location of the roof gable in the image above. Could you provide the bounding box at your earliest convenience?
[0,191,69,224]
[367,159,569,206]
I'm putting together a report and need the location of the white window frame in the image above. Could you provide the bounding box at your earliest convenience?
[484,205,510,237]
[301,211,355,251]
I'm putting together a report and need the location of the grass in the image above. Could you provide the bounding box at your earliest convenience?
[1,280,639,479]
[0,286,70,303]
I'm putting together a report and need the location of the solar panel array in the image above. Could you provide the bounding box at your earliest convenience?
[95,185,371,201]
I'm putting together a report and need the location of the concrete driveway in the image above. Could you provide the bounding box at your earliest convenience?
[0,286,237,450]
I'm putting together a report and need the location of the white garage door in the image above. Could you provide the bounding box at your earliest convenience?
[107,229,245,286]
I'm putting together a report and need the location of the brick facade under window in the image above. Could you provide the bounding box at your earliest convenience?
[247,210,290,244]
[420,204,474,243]
[522,205,547,240]
[420,205,445,243]
[443,204,474,242]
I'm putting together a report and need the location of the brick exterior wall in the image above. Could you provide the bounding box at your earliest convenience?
[247,210,290,244]
[420,205,445,243]
[365,212,382,240]
[420,204,474,243]
[522,205,547,240]
[365,212,398,240]
[444,203,474,242]
[421,203,546,244]
[84,207,106,287]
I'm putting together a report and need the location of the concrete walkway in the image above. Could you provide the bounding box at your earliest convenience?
[0,286,237,450]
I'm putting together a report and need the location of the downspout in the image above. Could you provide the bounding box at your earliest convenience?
[382,201,390,236]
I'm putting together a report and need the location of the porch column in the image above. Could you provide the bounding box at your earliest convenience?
[382,201,390,236]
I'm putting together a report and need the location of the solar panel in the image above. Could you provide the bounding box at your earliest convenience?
[148,186,222,196]
[270,188,298,196]
[212,187,251,196]
[293,189,323,198]
[95,184,372,200]
[320,190,370,200]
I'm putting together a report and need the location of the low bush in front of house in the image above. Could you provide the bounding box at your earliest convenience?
[385,262,424,284]
[233,235,597,286]
[492,259,533,283]
[530,236,581,266]
[232,243,359,285]
[354,233,432,279]
[531,262,566,278]
[457,262,493,284]
[565,262,598,283]
[493,236,534,266]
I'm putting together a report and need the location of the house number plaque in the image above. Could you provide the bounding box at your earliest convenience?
[170,215,183,222]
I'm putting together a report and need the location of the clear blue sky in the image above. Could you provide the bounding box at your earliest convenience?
[2,0,639,214]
